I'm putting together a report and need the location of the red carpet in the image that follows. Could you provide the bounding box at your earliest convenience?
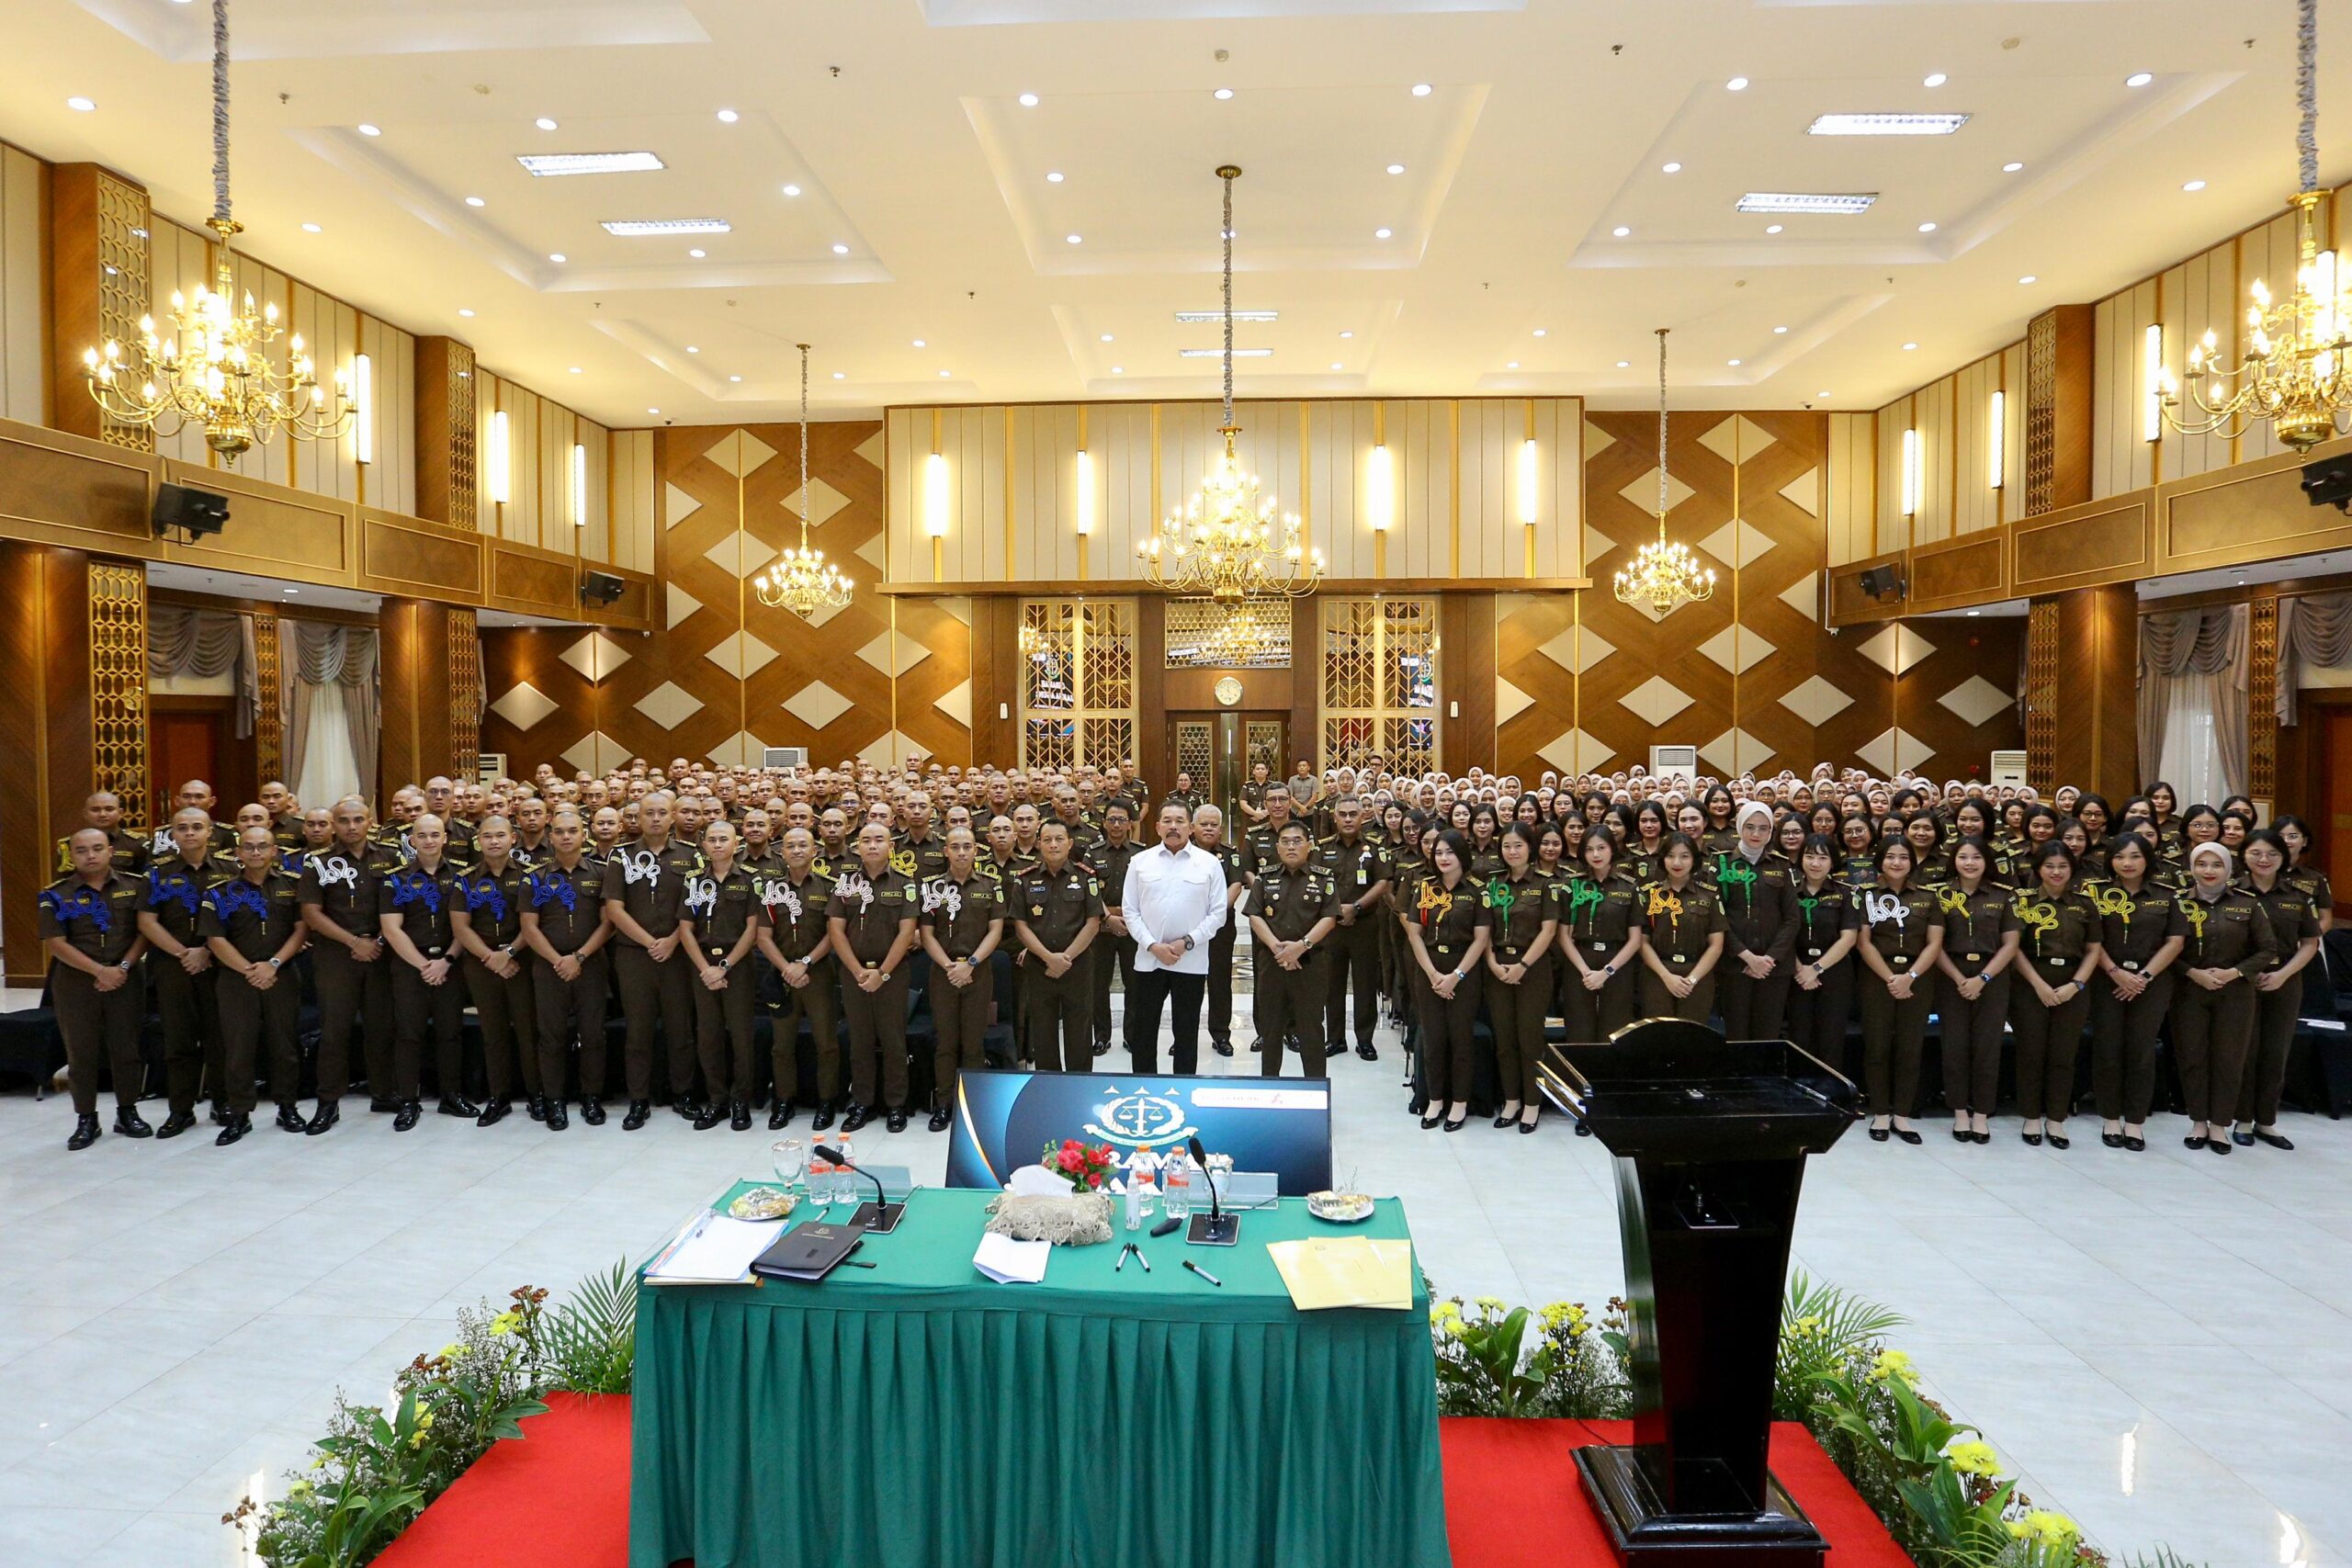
[372,1398,1905,1568]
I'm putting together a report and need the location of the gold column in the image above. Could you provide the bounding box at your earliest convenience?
[254,606,283,784]
[88,561,149,834]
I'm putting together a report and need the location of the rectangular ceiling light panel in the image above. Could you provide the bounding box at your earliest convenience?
[1173,310,1279,322]
[1806,114,1971,137]
[517,152,667,176]
[1735,192,1878,214]
[600,217,731,234]
[1179,347,1273,357]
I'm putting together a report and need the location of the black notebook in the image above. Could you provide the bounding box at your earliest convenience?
[751,1220,868,1283]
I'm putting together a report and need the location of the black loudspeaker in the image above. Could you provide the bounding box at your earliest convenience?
[1857,564,1905,601]
[153,482,232,539]
[2301,453,2352,513]
[580,570,626,605]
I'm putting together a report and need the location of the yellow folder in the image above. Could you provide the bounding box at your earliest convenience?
[1265,1236,1415,1311]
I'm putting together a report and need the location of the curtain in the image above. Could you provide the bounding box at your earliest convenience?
[2278,592,2352,726]
[148,605,254,737]
[2138,604,2248,801]
[280,621,381,808]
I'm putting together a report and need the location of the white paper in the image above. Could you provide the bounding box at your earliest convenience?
[1005,1164,1069,1198]
[648,1213,784,1283]
[973,1232,1051,1284]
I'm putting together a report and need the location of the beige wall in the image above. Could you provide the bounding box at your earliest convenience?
[0,144,41,427]
[473,368,611,556]
[1868,342,2025,558]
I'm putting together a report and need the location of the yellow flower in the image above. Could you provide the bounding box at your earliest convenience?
[2018,1510,2077,1546]
[1868,1349,1915,1383]
[1795,1314,1823,1337]
[415,1410,435,1432]
[1443,1319,1471,1341]
[1947,1439,1999,1477]
[1474,1295,1505,1312]
[489,1310,522,1337]
[1430,1301,1457,1325]
[437,1344,461,1360]
[308,1457,323,1471]
[1540,1303,1572,1329]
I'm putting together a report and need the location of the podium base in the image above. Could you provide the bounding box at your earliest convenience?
[1576,1446,1829,1568]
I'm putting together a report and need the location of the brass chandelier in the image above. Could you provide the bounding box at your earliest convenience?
[2161,0,2351,452]
[83,0,353,458]
[1614,328,1716,616]
[1136,165,1325,604]
[752,344,854,620]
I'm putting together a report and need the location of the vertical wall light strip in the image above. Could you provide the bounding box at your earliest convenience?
[1987,389,2006,490]
[571,441,586,525]
[1299,401,1313,566]
[2142,321,2165,443]
[1731,415,1742,775]
[1075,404,1092,580]
[1518,398,1539,575]
[1448,400,1462,578]
[353,353,373,466]
[1369,402,1393,579]
[1900,425,1920,517]
[489,407,512,506]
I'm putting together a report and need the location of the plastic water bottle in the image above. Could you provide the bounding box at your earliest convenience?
[808,1153,834,1208]
[834,1134,855,1207]
[1163,1151,1193,1223]
[1123,1145,1160,1231]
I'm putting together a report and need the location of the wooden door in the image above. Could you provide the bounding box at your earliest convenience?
[2325,707,2352,919]
[1166,712,1285,821]
[148,697,252,827]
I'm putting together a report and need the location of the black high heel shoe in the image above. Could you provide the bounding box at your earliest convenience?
[1419,1112,1443,1130]
[1893,1126,1922,1145]
[1868,1125,1891,1143]
[2021,1130,2043,1146]
[1442,1113,1466,1133]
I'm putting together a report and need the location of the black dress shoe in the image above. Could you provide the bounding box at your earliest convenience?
[2101,1131,2125,1149]
[2022,1131,2043,1146]
[1868,1126,1891,1143]
[673,1098,698,1121]
[2254,1129,2296,1151]
[1575,1121,1593,1136]
[393,1101,423,1132]
[842,1104,874,1134]
[2047,1132,2070,1151]
[2207,1136,2232,1156]
[730,1100,752,1132]
[66,1113,101,1151]
[622,1100,651,1131]
[693,1102,725,1131]
[275,1103,308,1134]
[2183,1134,2207,1150]
[810,1102,837,1133]
[216,1113,251,1147]
[305,1103,340,1136]
[1356,1043,1379,1061]
[1419,1112,1443,1130]
[928,1105,953,1133]
[2122,1134,2146,1152]
[369,1096,402,1113]
[1250,1040,1264,1052]
[2231,1127,2256,1147]
[1494,1112,1515,1129]
[1442,1115,1466,1133]
[1324,1042,1346,1058]
[477,1100,512,1127]
[527,1097,548,1122]
[113,1107,153,1138]
[1952,1126,1972,1143]
[156,1110,197,1139]
[1972,1130,1991,1145]
[1519,1120,1539,1135]
[1894,1127,1922,1145]
[1212,1041,1235,1057]
[769,1100,797,1131]
[1092,1040,1112,1057]
[887,1109,909,1134]
[544,1103,570,1131]
[209,1103,231,1126]
[580,1099,606,1126]
[438,1096,481,1119]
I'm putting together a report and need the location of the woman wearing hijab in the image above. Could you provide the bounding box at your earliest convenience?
[2086,835,2185,1152]
[2170,842,2280,1154]
[1934,836,2018,1145]
[2233,829,2323,1150]
[1714,802,1800,1041]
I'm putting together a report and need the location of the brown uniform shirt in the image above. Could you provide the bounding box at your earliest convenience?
[1255,861,1340,943]
[379,861,462,956]
[756,867,837,962]
[139,856,221,952]
[526,858,609,954]
[198,870,304,962]
[605,838,707,942]
[1012,861,1102,953]
[38,872,142,964]
[922,871,1006,960]
[683,865,760,961]
[300,842,406,937]
[827,865,921,966]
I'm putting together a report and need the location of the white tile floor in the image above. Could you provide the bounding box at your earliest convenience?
[0,996,2346,1568]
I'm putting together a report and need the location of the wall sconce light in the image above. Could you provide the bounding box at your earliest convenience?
[1367,442,1395,531]
[1075,447,1094,536]
[1987,389,2005,490]
[489,408,512,505]
[2142,321,2164,443]
[1516,437,1538,525]
[923,451,950,537]
[353,353,373,465]
[571,441,587,525]
[1900,425,1920,517]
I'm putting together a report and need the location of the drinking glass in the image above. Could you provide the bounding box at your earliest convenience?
[771,1138,808,1199]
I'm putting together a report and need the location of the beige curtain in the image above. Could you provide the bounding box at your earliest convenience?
[148,605,254,737]
[280,621,381,807]
[2278,592,2352,727]
[2137,604,2249,797]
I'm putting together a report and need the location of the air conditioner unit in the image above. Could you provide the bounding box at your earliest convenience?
[476,751,508,785]
[1649,745,1699,778]
[762,747,809,769]
[1988,750,2028,788]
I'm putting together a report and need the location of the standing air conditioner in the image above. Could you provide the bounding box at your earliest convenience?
[1649,745,1699,778]
[1988,750,2028,788]
[476,752,508,785]
[763,747,810,769]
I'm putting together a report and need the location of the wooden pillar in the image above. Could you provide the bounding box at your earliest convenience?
[1441,592,1497,773]
[1289,598,1319,773]
[0,543,96,985]
[378,597,457,800]
[1135,595,1168,792]
[414,336,479,530]
[45,163,153,450]
[969,598,1022,764]
[2030,585,2136,802]
[2024,304,2094,517]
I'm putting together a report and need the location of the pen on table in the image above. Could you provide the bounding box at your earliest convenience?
[1133,1248,1150,1273]
[1182,1259,1220,1287]
[841,1259,877,1269]
[1115,1244,1131,1272]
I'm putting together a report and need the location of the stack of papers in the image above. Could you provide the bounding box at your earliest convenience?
[972,1233,1052,1284]
[1265,1237,1414,1311]
[646,1213,786,1284]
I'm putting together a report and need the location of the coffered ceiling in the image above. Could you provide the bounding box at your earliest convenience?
[1,0,2327,424]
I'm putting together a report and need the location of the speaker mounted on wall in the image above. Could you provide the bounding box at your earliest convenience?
[579,570,626,606]
[1857,564,1905,602]
[152,482,232,542]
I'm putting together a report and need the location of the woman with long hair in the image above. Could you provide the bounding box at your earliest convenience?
[1627,800,1671,886]
[2233,829,2324,1150]
[2086,834,2184,1152]
[1401,828,1490,1133]
[1786,834,1859,1076]
[1934,836,2018,1145]
[1484,823,1558,1134]
[1636,833,1726,1022]
[2170,842,2279,1154]
[2274,813,2334,933]
[2007,842,2103,1148]
[2145,781,2184,855]
[1853,838,1943,1144]
[1700,785,1740,858]
[1466,803,1506,879]
[1558,828,1645,1046]
[1838,813,1881,886]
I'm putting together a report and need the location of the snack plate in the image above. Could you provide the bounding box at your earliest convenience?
[728,1187,799,1221]
[1306,1190,1374,1224]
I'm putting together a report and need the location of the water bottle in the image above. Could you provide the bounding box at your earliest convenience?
[808,1154,834,1208]
[1123,1145,1160,1231]
[834,1134,855,1207]
[1163,1151,1193,1223]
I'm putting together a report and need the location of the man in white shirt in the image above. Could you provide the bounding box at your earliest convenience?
[1122,802,1228,1075]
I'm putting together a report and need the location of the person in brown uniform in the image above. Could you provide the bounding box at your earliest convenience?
[198,827,308,1144]
[1194,805,1250,1058]
[2085,835,2185,1153]
[828,820,922,1133]
[682,820,763,1132]
[1637,834,1727,1023]
[1317,796,1395,1063]
[1012,819,1102,1073]
[2173,841,2279,1154]
[1250,820,1340,1077]
[300,798,405,1130]
[452,817,536,1126]
[1090,803,1142,1061]
[603,792,707,1130]
[1402,828,1490,1133]
[1786,835,1860,1077]
[920,826,1006,1131]
[1933,837,2019,1145]
[753,826,838,1131]
[1853,837,1944,1145]
[1556,829,1645,1046]
[379,815,476,1130]
[1485,823,1558,1134]
[2233,829,2323,1150]
[41,829,151,1150]
[520,811,612,1131]
[1713,803,1801,1041]
[56,791,150,878]
[138,807,224,1136]
[2006,841,2104,1148]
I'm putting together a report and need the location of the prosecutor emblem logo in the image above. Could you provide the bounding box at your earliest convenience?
[1083,1086,1198,1151]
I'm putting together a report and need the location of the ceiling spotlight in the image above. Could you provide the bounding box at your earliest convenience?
[939,369,952,378]
[1917,221,1938,232]
[1923,72,1948,87]
[1411,83,1432,96]
[1818,390,1832,398]
[688,247,706,257]
[1765,223,1784,234]
[1375,227,1393,239]
[465,196,486,207]
[2019,275,2038,285]
[648,407,660,414]
[1728,358,1743,367]
[717,107,740,122]
[535,117,558,130]
[1046,171,1064,183]
[1662,161,1682,174]
[1066,233,1082,243]
[1340,330,1354,339]
[1113,366,1124,374]
[1611,225,1631,237]
[729,375,743,383]
[1214,87,1234,100]
[831,371,844,379]
[1387,163,1406,175]
[1508,360,1520,369]
[1018,92,1040,107]
[548,252,567,263]
[568,367,582,374]
[300,222,322,233]
[1100,333,1114,342]
[458,309,476,318]
[1773,325,1789,334]
[2183,179,2207,191]
[782,183,802,197]
[685,345,700,354]
[1902,341,1918,350]
[2003,161,2025,173]
[1616,360,1631,368]
[831,243,849,254]
[1533,329,1547,337]
[1331,361,1343,370]
[1725,76,1749,91]
[357,123,381,136]
[2125,72,2154,87]
[66,96,96,112]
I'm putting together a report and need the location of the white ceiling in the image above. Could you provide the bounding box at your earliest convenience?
[2,0,2332,426]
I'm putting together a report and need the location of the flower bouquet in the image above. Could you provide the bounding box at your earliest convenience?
[1046,1138,1119,1193]
[981,1140,1121,1246]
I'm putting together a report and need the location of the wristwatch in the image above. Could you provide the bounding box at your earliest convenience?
[1181,934,1195,952]
[267,956,283,970]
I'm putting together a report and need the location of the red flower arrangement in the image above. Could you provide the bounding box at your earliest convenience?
[1043,1138,1118,1194]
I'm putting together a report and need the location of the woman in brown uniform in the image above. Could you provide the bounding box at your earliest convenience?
[681,820,763,1131]
[2086,835,2184,1152]
[1934,837,2018,1145]
[1557,829,1645,1046]
[1854,837,1944,1145]
[1786,835,1859,1076]
[2171,841,2279,1154]
[1903,814,1951,888]
[1636,833,1726,1022]
[1483,823,1558,1134]
[1402,828,1490,1133]
[2007,842,2104,1148]
[2275,814,2334,931]
[2233,829,2323,1150]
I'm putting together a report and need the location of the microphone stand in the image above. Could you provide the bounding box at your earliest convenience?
[1184,1134,1238,1246]
[813,1143,904,1234]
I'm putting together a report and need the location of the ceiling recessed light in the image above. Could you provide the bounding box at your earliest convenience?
[535,117,558,130]
[1375,227,1393,239]
[717,107,740,122]
[649,407,660,414]
[1917,221,1938,233]
[1066,233,1082,244]
[1112,366,1124,374]
[1339,330,1353,339]
[569,366,582,374]
[283,588,299,595]
[517,152,664,176]
[357,123,381,136]
[939,369,952,378]
[603,217,729,234]
[1179,347,1272,357]
[1765,223,1784,234]
[685,345,700,354]
[2018,275,2037,285]
[1018,92,1040,107]
[1725,76,1749,92]
[913,339,926,347]
[1902,342,1918,351]
[831,371,845,379]
[1411,83,1432,96]
[458,308,476,318]
[782,183,802,197]
[2126,72,2154,88]
[831,243,849,254]
[1616,360,1631,368]
[66,96,96,112]
[300,222,322,233]
[2003,161,2024,173]
[1100,333,1114,342]
[465,196,486,207]
[1922,73,1948,87]
[1773,325,1789,334]
[1809,112,1970,137]
[1386,163,1405,175]
[688,247,707,257]
[1213,87,1234,100]
[1331,361,1343,370]
[548,252,566,263]
[1046,171,1064,183]
[1662,161,1682,174]
[2183,179,2207,192]
[1728,358,1743,367]
[1737,191,1875,214]
[1532,328,1547,337]
[1818,390,1832,398]
[729,374,742,383]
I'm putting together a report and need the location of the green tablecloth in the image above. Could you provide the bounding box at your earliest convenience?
[628,1186,1451,1568]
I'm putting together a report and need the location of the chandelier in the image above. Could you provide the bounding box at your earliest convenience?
[752,344,854,620]
[1136,165,1325,603]
[2161,0,2350,452]
[1614,328,1716,616]
[83,0,352,458]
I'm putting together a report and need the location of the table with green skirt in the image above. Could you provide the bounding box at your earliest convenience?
[628,1184,1452,1568]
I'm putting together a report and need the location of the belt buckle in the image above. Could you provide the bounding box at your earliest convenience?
[2123,960,2142,971]
[1893,953,1910,966]
[1805,946,1823,958]
[1671,953,1689,964]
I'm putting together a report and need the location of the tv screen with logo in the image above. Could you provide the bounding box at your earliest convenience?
[944,1070,1334,1195]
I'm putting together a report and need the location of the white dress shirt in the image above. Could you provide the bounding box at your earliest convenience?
[1123,840,1228,975]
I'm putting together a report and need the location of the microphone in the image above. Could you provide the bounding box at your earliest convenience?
[812,1143,905,1235]
[1185,1134,1238,1247]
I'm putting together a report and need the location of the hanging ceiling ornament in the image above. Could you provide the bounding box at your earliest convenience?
[1613,328,1716,616]
[752,344,855,621]
[83,0,353,457]
[2161,0,2352,452]
[1136,165,1325,604]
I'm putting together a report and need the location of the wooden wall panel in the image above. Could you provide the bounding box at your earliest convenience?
[0,143,44,427]
[2011,494,2152,594]
[0,541,95,983]
[1825,410,1876,566]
